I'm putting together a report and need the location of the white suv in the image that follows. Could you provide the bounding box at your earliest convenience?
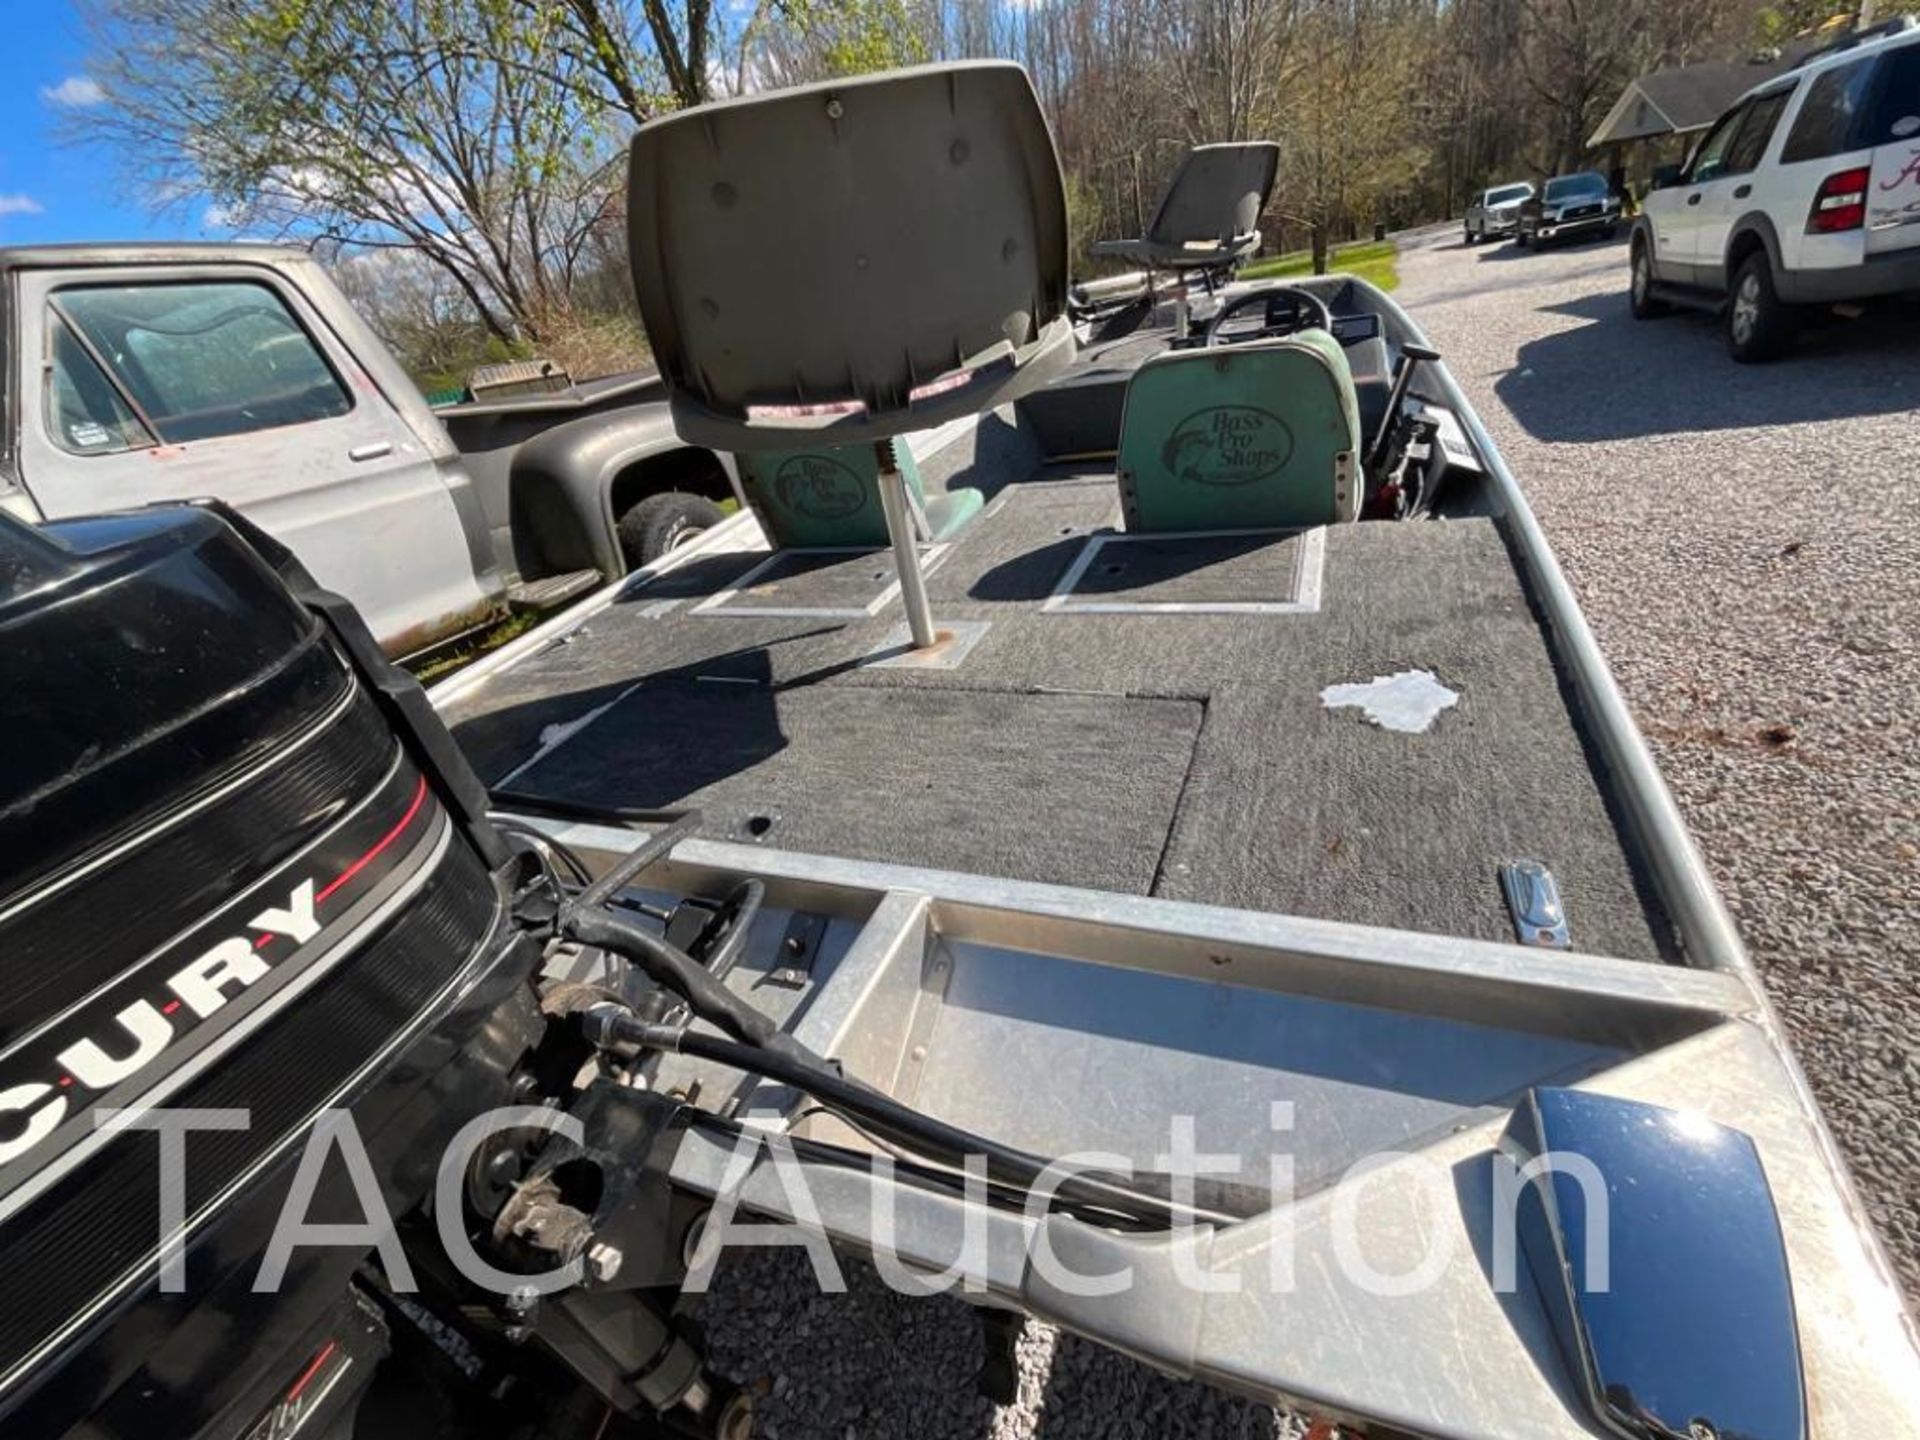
[1630,18,1920,361]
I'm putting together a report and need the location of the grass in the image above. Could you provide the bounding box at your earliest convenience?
[1239,239,1399,291]
[408,608,543,685]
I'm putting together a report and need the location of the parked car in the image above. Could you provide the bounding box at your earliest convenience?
[0,244,739,656]
[1630,17,1920,361]
[1516,172,1622,247]
[1464,182,1534,244]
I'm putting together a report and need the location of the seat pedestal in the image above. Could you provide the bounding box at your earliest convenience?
[876,442,938,649]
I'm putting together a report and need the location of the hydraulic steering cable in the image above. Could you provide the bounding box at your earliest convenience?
[504,815,1231,1230]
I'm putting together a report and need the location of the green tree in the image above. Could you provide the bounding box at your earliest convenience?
[77,0,633,342]
[755,0,930,83]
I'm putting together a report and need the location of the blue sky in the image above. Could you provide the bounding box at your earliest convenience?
[0,1,213,244]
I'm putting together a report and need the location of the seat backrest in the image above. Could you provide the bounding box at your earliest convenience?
[1145,143,1281,248]
[626,62,1075,455]
[735,443,926,548]
[1115,331,1362,533]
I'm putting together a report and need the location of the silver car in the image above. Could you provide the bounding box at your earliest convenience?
[1464,182,1533,243]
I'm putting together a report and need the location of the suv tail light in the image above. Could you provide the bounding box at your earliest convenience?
[1808,166,1871,233]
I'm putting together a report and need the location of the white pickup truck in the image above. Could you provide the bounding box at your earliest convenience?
[0,243,740,654]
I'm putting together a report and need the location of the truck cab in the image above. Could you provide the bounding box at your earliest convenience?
[1,244,507,655]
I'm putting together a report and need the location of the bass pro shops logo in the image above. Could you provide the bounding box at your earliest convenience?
[1161,406,1294,487]
[774,453,869,520]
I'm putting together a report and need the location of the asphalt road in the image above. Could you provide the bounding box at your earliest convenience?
[1397,222,1920,1302]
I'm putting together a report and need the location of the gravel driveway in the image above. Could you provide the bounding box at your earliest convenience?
[693,229,1920,1438]
[1397,223,1920,1301]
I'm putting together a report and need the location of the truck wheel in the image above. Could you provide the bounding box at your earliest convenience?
[1629,239,1670,319]
[1727,251,1795,363]
[618,492,725,568]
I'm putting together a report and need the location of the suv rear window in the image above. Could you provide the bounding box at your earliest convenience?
[1781,57,1877,162]
[50,281,352,446]
[1869,43,1920,145]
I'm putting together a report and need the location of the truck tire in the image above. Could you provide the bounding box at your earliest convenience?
[1629,237,1670,319]
[1726,250,1795,363]
[617,491,725,567]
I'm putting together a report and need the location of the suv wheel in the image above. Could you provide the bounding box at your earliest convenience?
[1464,223,1478,246]
[617,491,726,568]
[1727,251,1795,363]
[1629,239,1670,319]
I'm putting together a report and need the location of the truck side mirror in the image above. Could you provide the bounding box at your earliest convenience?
[1650,164,1682,191]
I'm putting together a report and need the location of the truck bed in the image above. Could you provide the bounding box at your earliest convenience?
[440,412,1677,962]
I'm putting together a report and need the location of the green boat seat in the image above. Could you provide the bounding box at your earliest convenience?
[1115,329,1362,533]
[736,443,984,548]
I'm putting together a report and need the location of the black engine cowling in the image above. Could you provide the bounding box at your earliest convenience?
[0,506,538,1438]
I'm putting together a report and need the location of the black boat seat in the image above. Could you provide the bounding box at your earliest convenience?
[1115,330,1362,532]
[1091,143,1280,276]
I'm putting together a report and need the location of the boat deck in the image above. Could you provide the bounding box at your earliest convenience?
[443,410,1678,962]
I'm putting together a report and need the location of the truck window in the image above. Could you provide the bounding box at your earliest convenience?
[1726,89,1792,175]
[1686,107,1747,184]
[46,318,156,456]
[51,281,352,445]
[1781,58,1877,163]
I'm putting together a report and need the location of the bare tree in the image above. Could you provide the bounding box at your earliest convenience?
[1513,0,1755,172]
[64,0,1817,381]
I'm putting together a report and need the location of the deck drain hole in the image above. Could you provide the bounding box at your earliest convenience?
[744,814,775,838]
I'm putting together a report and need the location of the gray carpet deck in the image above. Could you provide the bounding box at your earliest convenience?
[507,682,1202,894]
[445,478,1677,961]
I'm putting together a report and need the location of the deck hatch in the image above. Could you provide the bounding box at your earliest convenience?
[1043,527,1324,614]
[691,545,953,619]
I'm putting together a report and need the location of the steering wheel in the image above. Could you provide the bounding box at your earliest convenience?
[1204,285,1333,347]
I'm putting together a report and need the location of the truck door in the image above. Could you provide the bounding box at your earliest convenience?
[1664,103,1750,284]
[1695,88,1794,280]
[13,265,498,655]
[1865,41,1920,256]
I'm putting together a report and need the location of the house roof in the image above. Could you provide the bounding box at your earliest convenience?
[1587,58,1788,148]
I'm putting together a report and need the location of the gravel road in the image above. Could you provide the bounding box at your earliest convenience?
[692,229,1920,1438]
[1396,224,1920,1303]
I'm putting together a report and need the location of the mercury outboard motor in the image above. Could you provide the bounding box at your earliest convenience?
[0,504,541,1438]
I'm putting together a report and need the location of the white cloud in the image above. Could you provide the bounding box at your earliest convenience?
[41,75,106,107]
[0,194,44,216]
[202,201,243,229]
